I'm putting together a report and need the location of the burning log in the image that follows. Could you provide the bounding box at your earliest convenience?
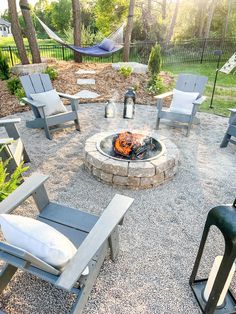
[113,131,155,160]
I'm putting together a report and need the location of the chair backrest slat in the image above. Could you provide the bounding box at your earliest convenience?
[176,74,208,96]
[20,74,53,98]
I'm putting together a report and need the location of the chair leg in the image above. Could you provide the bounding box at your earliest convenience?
[220,132,231,148]
[22,147,30,163]
[0,264,17,293]
[156,117,160,130]
[43,120,52,140]
[108,226,119,261]
[70,242,108,314]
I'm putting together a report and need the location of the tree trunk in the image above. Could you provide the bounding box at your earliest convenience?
[222,0,233,39]
[203,0,217,38]
[72,0,82,63]
[197,0,206,38]
[123,0,135,62]
[162,0,166,20]
[20,0,41,63]
[165,0,180,45]
[8,0,29,64]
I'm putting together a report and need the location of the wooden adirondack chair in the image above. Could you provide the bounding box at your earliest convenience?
[155,74,208,136]
[220,109,236,147]
[0,118,30,173]
[20,74,80,140]
[0,173,134,313]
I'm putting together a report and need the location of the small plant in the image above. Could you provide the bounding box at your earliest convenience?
[6,76,25,99]
[147,75,166,95]
[0,49,10,80]
[7,77,21,94]
[43,66,58,80]
[0,148,28,202]
[119,66,133,78]
[148,43,162,77]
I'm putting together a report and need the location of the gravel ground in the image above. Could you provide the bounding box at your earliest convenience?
[0,103,235,314]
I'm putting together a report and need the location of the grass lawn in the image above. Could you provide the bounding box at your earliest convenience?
[164,62,236,116]
[0,37,55,47]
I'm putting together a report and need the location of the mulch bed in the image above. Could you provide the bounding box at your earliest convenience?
[0,60,174,118]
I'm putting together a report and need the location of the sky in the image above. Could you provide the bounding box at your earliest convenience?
[0,0,39,14]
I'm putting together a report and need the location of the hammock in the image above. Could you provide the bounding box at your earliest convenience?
[37,17,124,57]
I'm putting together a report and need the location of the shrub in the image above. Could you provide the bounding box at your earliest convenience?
[7,77,21,95]
[43,66,58,80]
[6,77,25,100]
[0,49,10,80]
[148,43,162,77]
[0,148,28,202]
[147,75,166,95]
[119,66,133,78]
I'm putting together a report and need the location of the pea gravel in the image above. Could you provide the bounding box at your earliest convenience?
[0,103,235,314]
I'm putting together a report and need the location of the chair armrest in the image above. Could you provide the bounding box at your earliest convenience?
[57,92,80,101]
[22,97,46,108]
[154,91,173,100]
[193,96,207,105]
[229,108,236,113]
[0,173,49,214]
[56,194,134,290]
[0,118,21,126]
[0,138,14,145]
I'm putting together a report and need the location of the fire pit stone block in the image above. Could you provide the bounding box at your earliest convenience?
[128,162,155,178]
[102,159,128,176]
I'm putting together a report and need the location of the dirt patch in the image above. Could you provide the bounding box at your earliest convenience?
[0,60,174,118]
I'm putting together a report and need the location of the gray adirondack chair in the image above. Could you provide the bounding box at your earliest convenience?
[20,73,80,140]
[0,118,30,173]
[155,74,208,136]
[220,109,236,147]
[0,173,134,313]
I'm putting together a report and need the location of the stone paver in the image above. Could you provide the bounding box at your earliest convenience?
[77,79,96,85]
[75,90,100,99]
[75,69,96,75]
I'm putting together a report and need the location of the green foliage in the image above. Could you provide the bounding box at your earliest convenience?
[148,44,162,77]
[147,75,166,95]
[64,25,104,45]
[43,66,58,80]
[0,148,28,202]
[119,66,133,78]
[0,49,10,80]
[50,0,72,34]
[95,0,128,36]
[6,77,25,100]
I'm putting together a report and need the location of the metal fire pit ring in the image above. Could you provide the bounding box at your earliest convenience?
[84,131,180,189]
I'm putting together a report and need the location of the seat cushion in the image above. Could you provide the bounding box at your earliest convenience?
[30,89,67,117]
[98,38,115,52]
[170,89,199,115]
[0,214,76,269]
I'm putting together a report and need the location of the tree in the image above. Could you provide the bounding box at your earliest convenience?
[50,0,72,34]
[222,0,233,39]
[203,0,217,38]
[72,0,82,62]
[165,0,180,44]
[20,0,41,63]
[196,0,205,38]
[7,0,29,65]
[123,0,135,62]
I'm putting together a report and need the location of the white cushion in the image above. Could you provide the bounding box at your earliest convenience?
[0,214,89,275]
[170,89,199,115]
[30,89,67,117]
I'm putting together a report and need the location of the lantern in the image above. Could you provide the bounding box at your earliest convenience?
[123,88,136,119]
[105,100,116,118]
[190,198,236,313]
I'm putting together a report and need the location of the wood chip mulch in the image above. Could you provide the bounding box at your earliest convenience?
[0,60,174,118]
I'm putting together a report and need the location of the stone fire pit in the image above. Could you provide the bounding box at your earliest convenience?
[84,131,179,189]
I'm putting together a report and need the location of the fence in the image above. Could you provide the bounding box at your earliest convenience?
[1,38,236,66]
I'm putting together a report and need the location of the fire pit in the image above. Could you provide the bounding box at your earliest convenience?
[84,131,179,189]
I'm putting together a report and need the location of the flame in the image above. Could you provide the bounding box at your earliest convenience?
[114,132,144,157]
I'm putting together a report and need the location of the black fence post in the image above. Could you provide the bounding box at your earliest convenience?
[200,38,207,64]
[9,46,14,66]
[62,46,65,60]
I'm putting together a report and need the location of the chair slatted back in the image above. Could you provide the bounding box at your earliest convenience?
[20,74,53,98]
[0,241,60,276]
[176,74,208,96]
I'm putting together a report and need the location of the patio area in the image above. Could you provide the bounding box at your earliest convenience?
[0,102,235,314]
